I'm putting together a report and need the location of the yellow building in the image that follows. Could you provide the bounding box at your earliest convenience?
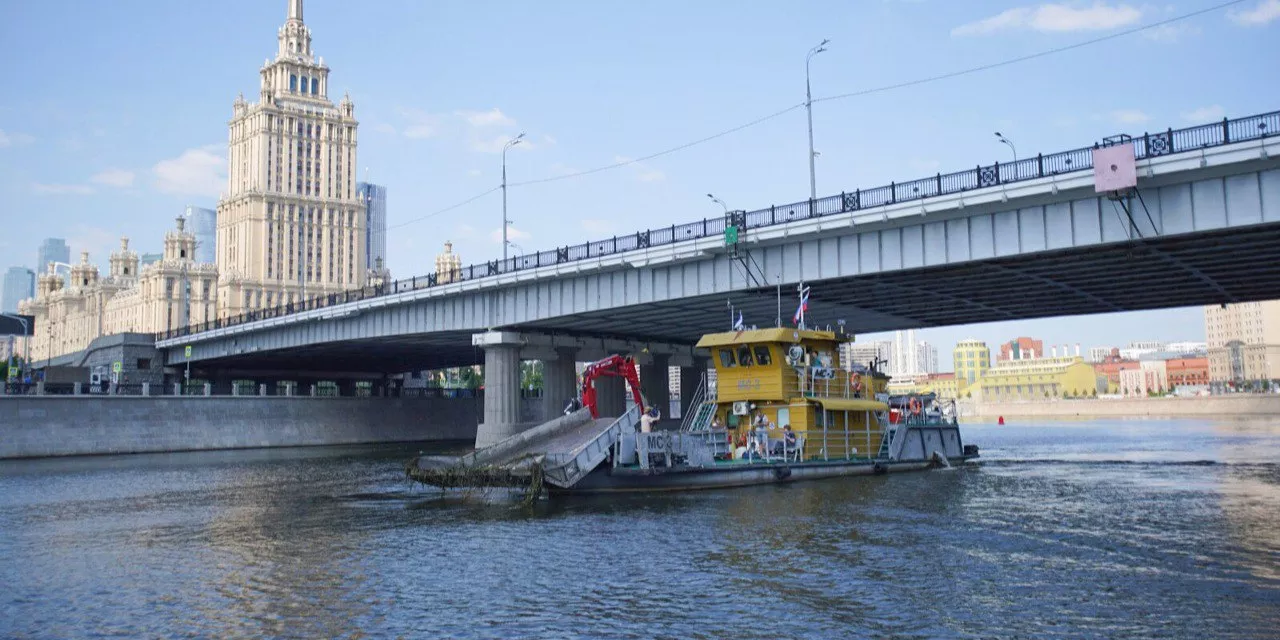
[886,372,960,400]
[19,218,218,362]
[954,339,991,388]
[977,356,1099,400]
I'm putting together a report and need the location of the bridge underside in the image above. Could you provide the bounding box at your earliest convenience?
[185,223,1280,374]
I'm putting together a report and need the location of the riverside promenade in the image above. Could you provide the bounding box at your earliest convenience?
[966,395,1280,419]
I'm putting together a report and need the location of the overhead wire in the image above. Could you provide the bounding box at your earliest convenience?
[393,0,1246,229]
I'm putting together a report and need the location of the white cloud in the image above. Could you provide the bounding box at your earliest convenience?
[488,226,531,244]
[581,219,616,235]
[1110,108,1150,125]
[1141,23,1199,42]
[1181,105,1225,123]
[397,107,441,139]
[32,183,95,195]
[457,107,516,128]
[0,129,36,147]
[614,155,665,182]
[1228,0,1280,25]
[152,145,225,197]
[90,168,135,188]
[472,134,535,154]
[67,225,121,263]
[952,2,1142,36]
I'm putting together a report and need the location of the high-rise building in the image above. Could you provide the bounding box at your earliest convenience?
[215,0,366,318]
[140,253,163,266]
[842,340,892,372]
[183,206,217,264]
[998,336,1044,362]
[916,341,939,374]
[36,238,70,276]
[892,329,918,377]
[2,267,35,313]
[1204,300,1280,386]
[1088,346,1115,363]
[954,339,991,387]
[357,182,387,270]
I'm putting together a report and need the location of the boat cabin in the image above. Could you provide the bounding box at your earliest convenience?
[694,327,891,461]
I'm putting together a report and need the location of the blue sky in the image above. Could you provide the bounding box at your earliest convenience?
[2,0,1278,368]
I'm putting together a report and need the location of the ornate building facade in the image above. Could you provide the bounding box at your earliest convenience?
[216,0,366,318]
[19,219,218,361]
[435,241,462,284]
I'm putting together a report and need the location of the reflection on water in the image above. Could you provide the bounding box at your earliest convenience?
[2,421,1278,639]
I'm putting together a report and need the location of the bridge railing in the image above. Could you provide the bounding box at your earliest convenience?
[157,110,1279,342]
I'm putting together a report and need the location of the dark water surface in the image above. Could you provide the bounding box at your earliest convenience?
[2,419,1278,639]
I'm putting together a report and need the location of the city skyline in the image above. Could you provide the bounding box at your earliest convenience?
[2,0,1277,347]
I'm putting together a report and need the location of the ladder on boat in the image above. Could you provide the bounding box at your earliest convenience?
[679,374,717,432]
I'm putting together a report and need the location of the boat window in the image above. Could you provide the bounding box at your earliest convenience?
[737,345,754,367]
[776,407,790,427]
[754,346,772,365]
[719,349,736,368]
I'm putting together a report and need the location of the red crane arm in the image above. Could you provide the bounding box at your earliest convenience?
[578,355,646,419]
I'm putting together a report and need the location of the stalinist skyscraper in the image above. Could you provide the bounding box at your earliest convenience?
[216,0,366,318]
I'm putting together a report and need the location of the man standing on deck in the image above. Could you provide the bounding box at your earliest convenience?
[640,407,660,433]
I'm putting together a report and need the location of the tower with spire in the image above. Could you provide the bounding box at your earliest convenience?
[215,0,366,319]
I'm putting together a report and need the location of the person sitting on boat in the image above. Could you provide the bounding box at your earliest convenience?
[639,406,661,433]
[563,396,582,415]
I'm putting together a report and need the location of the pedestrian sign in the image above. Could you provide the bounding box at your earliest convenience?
[7,366,16,380]
[112,361,122,373]
[184,345,192,358]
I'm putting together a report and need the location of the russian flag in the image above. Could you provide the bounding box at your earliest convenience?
[793,287,810,325]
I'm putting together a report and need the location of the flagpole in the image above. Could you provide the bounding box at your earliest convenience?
[776,273,782,328]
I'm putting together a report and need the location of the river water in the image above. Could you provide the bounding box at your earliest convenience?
[2,418,1278,639]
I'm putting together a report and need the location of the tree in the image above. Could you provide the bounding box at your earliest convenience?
[965,390,972,399]
[521,361,544,392]
[1090,388,1098,398]
[457,366,482,390]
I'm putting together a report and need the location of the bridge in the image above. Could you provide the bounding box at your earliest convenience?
[155,111,1280,444]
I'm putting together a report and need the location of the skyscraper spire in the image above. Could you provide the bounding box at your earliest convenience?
[287,0,303,24]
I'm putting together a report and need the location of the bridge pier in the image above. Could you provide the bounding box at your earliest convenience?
[542,347,578,422]
[473,332,524,448]
[638,354,670,416]
[595,375,627,418]
[679,359,708,420]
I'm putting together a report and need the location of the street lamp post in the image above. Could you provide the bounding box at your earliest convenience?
[806,39,830,201]
[502,132,526,265]
[706,193,729,214]
[994,132,1017,161]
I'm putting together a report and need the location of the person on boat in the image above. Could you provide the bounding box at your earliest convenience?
[639,406,661,433]
[711,415,724,429]
[563,396,582,415]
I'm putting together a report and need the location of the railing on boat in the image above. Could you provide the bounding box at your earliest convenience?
[782,367,876,401]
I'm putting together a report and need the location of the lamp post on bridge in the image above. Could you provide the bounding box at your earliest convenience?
[502,132,526,265]
[706,193,730,214]
[995,132,1017,161]
[1,312,29,387]
[806,39,830,201]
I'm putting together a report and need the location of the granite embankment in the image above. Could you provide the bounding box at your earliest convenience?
[968,395,1280,419]
[0,395,507,459]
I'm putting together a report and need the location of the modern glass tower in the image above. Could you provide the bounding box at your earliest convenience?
[357,182,387,270]
[183,206,217,264]
[36,238,70,275]
[2,266,35,313]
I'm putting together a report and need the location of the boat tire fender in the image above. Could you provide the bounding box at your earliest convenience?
[773,466,792,481]
[873,462,888,475]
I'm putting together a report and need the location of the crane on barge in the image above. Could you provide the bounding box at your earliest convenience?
[578,355,647,419]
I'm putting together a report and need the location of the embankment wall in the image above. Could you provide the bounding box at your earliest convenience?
[969,395,1280,419]
[0,396,498,459]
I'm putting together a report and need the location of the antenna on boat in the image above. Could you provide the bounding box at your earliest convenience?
[727,298,734,330]
[776,272,782,328]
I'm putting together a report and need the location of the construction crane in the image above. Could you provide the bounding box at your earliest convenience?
[579,355,646,419]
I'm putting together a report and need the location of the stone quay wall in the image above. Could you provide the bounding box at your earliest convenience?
[0,395,510,459]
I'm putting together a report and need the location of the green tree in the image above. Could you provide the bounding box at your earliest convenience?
[521,361,544,392]
[458,366,483,390]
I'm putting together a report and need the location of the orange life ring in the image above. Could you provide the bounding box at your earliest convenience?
[909,397,922,415]
[850,373,863,394]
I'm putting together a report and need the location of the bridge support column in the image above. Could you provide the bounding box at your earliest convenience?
[639,355,670,418]
[474,332,524,448]
[680,359,708,420]
[595,375,627,418]
[542,347,578,422]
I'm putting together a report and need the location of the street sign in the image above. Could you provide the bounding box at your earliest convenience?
[112,361,122,373]
[7,366,17,380]
[724,225,739,245]
[184,345,192,358]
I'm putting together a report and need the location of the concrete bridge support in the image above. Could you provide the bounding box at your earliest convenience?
[679,360,708,419]
[474,332,523,448]
[595,375,627,418]
[542,347,578,422]
[638,354,669,414]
